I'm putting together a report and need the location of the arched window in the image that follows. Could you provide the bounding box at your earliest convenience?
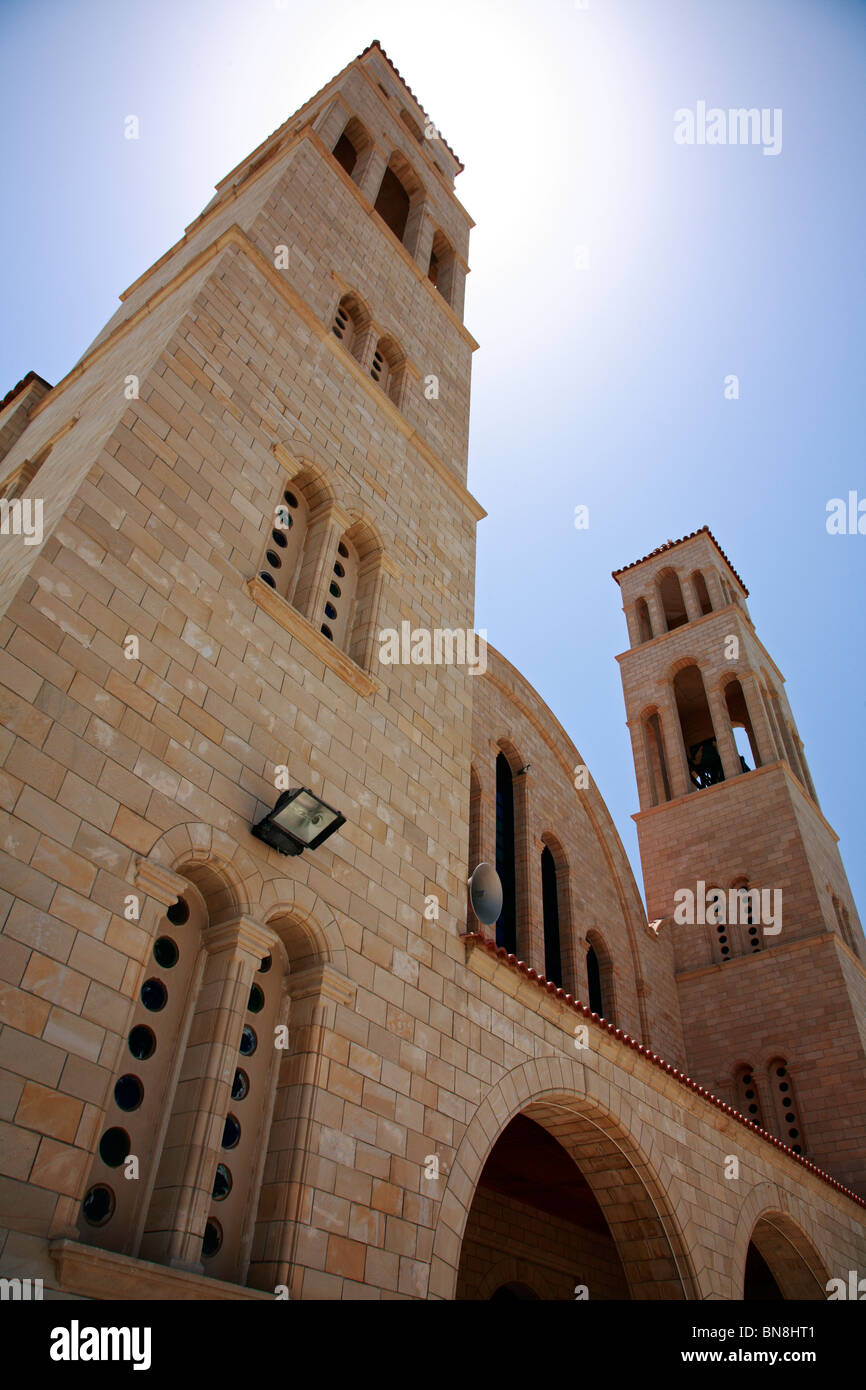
[724,680,761,773]
[374,165,412,242]
[80,874,286,1285]
[257,482,310,605]
[691,570,713,616]
[540,846,563,988]
[635,598,653,644]
[320,532,359,648]
[731,878,762,956]
[734,1064,764,1126]
[320,518,384,670]
[674,665,724,788]
[331,291,372,364]
[643,709,671,806]
[495,753,517,954]
[658,569,688,632]
[399,109,425,144]
[369,334,407,408]
[331,116,371,183]
[427,228,456,306]
[767,1059,804,1155]
[585,932,615,1023]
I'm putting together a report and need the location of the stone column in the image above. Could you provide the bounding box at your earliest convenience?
[647,589,667,638]
[356,148,387,206]
[314,98,350,154]
[738,672,776,767]
[406,201,434,270]
[682,576,702,624]
[657,686,692,798]
[707,684,743,782]
[292,503,349,622]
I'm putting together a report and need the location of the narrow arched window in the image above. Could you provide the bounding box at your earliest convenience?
[635,598,653,644]
[257,482,310,606]
[658,569,688,631]
[331,116,371,185]
[495,753,517,954]
[735,1064,763,1125]
[692,570,713,616]
[370,335,407,409]
[427,228,456,306]
[541,846,563,988]
[331,291,372,365]
[674,665,724,789]
[767,1059,804,1155]
[374,165,411,242]
[724,680,760,773]
[585,932,615,1022]
[320,533,359,648]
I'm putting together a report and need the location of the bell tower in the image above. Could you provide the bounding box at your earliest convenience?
[614,527,866,1194]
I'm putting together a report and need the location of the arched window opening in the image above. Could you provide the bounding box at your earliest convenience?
[427,228,456,306]
[374,165,411,243]
[767,1059,804,1155]
[735,1064,764,1125]
[658,570,688,632]
[258,481,310,608]
[331,117,371,184]
[541,846,563,988]
[635,598,653,644]
[743,1244,785,1301]
[330,291,371,364]
[320,532,359,650]
[585,933,615,1023]
[333,132,357,177]
[692,570,713,616]
[731,878,762,955]
[495,752,517,955]
[369,334,407,408]
[644,710,671,806]
[724,680,761,773]
[674,665,724,789]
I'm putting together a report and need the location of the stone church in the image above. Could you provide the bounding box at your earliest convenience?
[0,41,864,1301]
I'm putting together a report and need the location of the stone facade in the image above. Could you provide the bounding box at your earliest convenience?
[0,43,864,1301]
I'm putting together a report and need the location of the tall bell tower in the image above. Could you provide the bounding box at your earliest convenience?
[614,527,866,1195]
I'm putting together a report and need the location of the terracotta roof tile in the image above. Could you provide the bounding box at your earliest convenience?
[358,40,463,172]
[612,525,749,597]
[463,930,864,1210]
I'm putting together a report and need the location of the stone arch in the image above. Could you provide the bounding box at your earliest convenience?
[730,1185,831,1299]
[475,1257,553,1301]
[139,824,264,921]
[429,1056,697,1300]
[257,877,347,977]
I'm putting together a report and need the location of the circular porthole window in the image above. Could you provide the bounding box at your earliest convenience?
[212,1164,232,1202]
[202,1219,223,1258]
[140,978,167,1012]
[240,1025,257,1057]
[167,898,190,926]
[259,571,276,589]
[114,1075,144,1112]
[232,1069,249,1102]
[128,1025,156,1061]
[321,624,333,641]
[82,1184,115,1227]
[248,985,265,1014]
[99,1127,131,1169]
[153,936,179,968]
[258,954,272,974]
[222,1115,241,1150]
[271,528,288,548]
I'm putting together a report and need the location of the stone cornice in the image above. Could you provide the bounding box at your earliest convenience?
[288,962,356,1008]
[247,575,378,699]
[134,858,189,907]
[49,1239,271,1301]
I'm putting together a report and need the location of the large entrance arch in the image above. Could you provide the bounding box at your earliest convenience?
[742,1213,830,1300]
[430,1059,697,1300]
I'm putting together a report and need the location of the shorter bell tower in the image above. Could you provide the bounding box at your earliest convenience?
[614,527,866,1194]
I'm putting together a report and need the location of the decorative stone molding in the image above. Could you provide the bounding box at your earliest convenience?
[134,858,190,907]
[49,1240,270,1302]
[247,574,378,698]
[288,962,356,1008]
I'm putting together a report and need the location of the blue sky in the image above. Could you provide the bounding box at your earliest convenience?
[2,0,864,919]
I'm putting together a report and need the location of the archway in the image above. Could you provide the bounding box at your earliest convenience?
[433,1060,696,1301]
[741,1213,829,1300]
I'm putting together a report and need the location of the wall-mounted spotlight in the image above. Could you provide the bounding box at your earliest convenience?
[252,787,345,857]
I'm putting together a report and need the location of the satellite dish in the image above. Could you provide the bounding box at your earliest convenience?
[468,862,503,927]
